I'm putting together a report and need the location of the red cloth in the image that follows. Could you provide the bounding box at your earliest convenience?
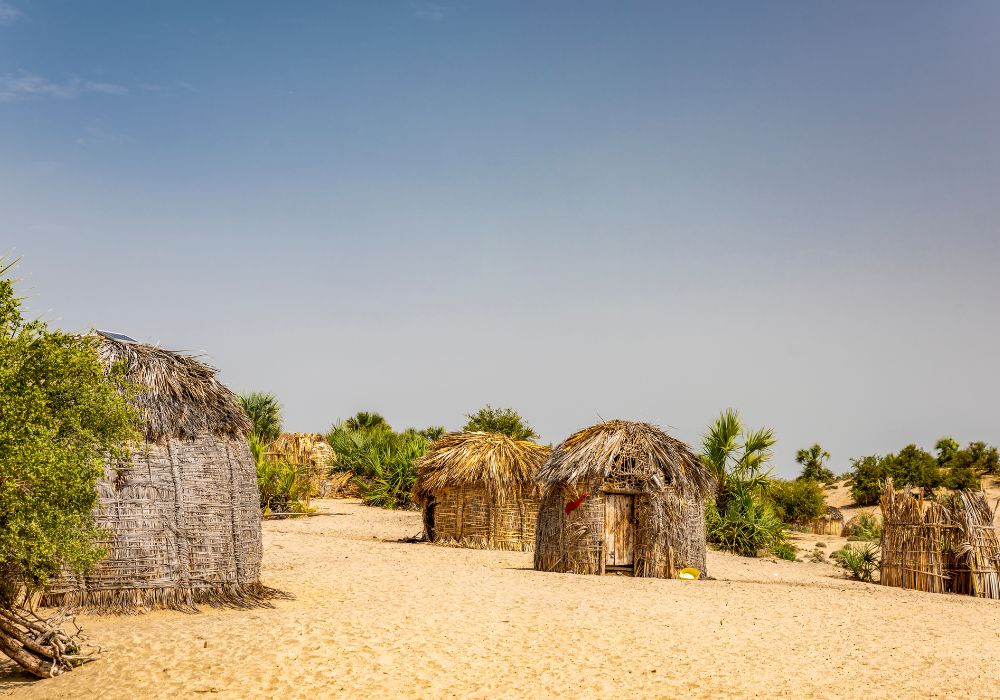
[564,493,588,514]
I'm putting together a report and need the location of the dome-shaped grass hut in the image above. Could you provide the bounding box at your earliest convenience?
[534,420,715,578]
[41,333,274,613]
[413,432,551,551]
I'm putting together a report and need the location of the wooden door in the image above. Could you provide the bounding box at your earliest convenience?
[604,494,635,568]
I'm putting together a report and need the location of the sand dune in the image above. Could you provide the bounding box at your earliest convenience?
[3,498,999,699]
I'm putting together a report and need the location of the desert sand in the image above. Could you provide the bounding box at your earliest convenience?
[3,498,999,699]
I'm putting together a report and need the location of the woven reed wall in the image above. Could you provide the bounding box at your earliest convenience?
[425,484,539,551]
[808,515,845,537]
[880,486,1000,598]
[534,481,707,579]
[41,433,269,613]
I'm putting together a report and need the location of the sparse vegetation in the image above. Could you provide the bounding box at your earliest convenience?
[772,542,797,561]
[846,513,882,541]
[837,543,880,582]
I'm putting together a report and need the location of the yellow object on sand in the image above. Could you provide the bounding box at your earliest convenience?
[679,567,701,580]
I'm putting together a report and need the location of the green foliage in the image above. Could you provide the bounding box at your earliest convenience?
[326,422,429,509]
[849,438,993,505]
[706,481,788,557]
[848,455,885,506]
[238,392,283,443]
[795,443,835,485]
[772,542,797,561]
[768,479,827,525]
[702,410,786,557]
[462,405,538,441]
[418,425,447,442]
[847,513,882,541]
[700,408,776,488]
[0,261,141,605]
[248,433,311,515]
[938,438,997,478]
[837,543,880,582]
[343,411,391,433]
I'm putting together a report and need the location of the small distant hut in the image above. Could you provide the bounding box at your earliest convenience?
[880,480,1000,598]
[808,506,845,536]
[267,432,336,497]
[413,432,550,551]
[534,420,715,578]
[41,333,275,613]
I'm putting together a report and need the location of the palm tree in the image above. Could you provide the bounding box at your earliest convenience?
[701,408,775,490]
[238,392,282,443]
[795,444,835,483]
[343,411,391,432]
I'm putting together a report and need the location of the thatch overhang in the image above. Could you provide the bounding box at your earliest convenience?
[92,334,252,443]
[536,420,715,499]
[413,431,551,504]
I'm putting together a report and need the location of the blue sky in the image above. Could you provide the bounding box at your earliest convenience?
[2,1,998,475]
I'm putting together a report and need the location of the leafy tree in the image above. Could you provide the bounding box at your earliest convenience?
[0,260,140,677]
[882,445,941,491]
[342,411,391,433]
[941,439,998,476]
[701,409,786,557]
[795,444,835,485]
[462,405,538,441]
[238,392,282,443]
[849,455,885,506]
[934,437,960,466]
[769,479,827,525]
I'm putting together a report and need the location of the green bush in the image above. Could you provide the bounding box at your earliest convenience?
[838,543,880,582]
[772,542,797,561]
[462,405,538,441]
[0,260,141,676]
[847,513,882,541]
[768,479,827,525]
[248,433,312,515]
[702,409,787,557]
[706,484,787,557]
[326,423,429,509]
[849,445,941,505]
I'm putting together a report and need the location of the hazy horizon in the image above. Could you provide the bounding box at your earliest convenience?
[3,1,998,477]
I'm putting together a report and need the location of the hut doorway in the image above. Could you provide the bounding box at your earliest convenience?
[423,497,436,542]
[604,494,635,572]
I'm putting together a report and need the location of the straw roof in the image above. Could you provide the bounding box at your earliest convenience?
[93,334,252,443]
[537,420,715,499]
[413,431,550,503]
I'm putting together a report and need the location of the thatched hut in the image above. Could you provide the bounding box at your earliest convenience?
[41,333,274,613]
[267,432,336,497]
[808,506,845,536]
[413,432,550,551]
[534,420,715,578]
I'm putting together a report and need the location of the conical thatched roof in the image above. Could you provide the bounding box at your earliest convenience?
[93,334,252,443]
[413,431,550,503]
[537,420,715,499]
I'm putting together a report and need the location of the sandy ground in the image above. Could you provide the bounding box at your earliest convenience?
[4,499,1000,699]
